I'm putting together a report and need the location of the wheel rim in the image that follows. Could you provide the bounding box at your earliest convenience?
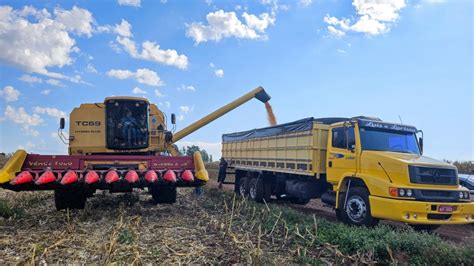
[249,180,257,199]
[345,195,367,223]
[239,181,247,196]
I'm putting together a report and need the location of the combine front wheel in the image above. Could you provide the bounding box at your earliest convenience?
[149,186,177,204]
[54,188,87,210]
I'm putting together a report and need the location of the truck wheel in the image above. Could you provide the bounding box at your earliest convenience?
[410,224,440,232]
[249,178,268,203]
[237,177,249,197]
[339,187,379,227]
[54,188,86,210]
[149,186,177,204]
[290,198,310,205]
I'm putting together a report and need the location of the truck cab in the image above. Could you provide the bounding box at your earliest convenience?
[326,117,472,228]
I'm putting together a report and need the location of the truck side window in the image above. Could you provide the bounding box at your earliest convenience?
[332,127,346,149]
[347,127,355,150]
[332,127,355,150]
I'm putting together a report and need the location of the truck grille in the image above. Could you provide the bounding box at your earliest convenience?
[414,190,460,202]
[409,166,457,185]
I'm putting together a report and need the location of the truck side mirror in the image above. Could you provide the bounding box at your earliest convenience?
[171,113,176,125]
[59,118,65,129]
[419,137,423,154]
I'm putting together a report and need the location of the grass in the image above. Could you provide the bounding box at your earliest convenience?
[205,188,474,264]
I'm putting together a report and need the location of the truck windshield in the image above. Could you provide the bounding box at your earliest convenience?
[359,128,420,155]
[105,99,149,150]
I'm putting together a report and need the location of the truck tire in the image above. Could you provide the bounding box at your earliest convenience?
[290,198,310,205]
[339,187,379,227]
[237,177,249,197]
[149,186,177,204]
[54,188,86,210]
[249,178,268,203]
[409,224,440,232]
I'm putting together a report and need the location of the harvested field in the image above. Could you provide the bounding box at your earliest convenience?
[0,162,472,264]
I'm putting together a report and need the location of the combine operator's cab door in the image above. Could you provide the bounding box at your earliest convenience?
[105,99,150,150]
[326,125,357,184]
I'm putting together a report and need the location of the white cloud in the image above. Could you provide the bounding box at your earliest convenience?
[98,19,132,38]
[159,101,171,108]
[324,0,406,36]
[177,114,185,121]
[0,6,94,78]
[0,86,21,102]
[299,0,312,7]
[54,6,94,37]
[209,62,215,68]
[176,141,222,159]
[116,36,189,69]
[215,69,224,78]
[3,105,43,136]
[86,63,98,73]
[132,87,147,94]
[107,68,164,87]
[337,49,347,54]
[46,79,64,87]
[186,10,275,44]
[179,105,193,114]
[19,74,43,84]
[177,85,196,91]
[118,0,141,7]
[33,106,66,119]
[327,26,346,37]
[40,89,51,95]
[421,0,445,3]
[154,89,164,97]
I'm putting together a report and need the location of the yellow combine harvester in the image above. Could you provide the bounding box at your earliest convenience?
[221,117,474,230]
[0,87,271,210]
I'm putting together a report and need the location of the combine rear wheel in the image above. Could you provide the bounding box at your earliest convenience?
[54,188,87,210]
[149,186,177,204]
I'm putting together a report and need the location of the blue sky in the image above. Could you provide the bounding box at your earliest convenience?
[0,0,472,161]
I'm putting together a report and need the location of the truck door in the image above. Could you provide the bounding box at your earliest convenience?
[326,126,357,185]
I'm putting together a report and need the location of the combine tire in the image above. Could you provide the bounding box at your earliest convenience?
[338,187,379,227]
[54,188,87,210]
[150,186,177,204]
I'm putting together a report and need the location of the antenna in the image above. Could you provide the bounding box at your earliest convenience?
[398,115,403,124]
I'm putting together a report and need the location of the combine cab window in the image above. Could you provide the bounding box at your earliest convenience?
[105,99,149,150]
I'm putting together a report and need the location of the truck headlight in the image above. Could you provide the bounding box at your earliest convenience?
[406,189,413,197]
[459,191,464,199]
[399,188,406,197]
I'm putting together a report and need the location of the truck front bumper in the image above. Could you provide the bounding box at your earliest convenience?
[369,195,474,225]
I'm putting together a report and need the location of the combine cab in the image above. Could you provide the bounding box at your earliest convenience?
[0,87,271,210]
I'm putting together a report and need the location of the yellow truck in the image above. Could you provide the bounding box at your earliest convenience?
[221,117,474,230]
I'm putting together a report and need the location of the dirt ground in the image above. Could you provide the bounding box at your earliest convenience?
[206,168,474,244]
[0,189,267,264]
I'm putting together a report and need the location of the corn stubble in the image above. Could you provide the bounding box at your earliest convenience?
[0,187,360,264]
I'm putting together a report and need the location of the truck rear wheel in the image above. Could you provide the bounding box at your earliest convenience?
[149,186,177,204]
[338,187,379,227]
[249,178,269,203]
[237,177,249,197]
[54,188,87,210]
[290,198,310,205]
